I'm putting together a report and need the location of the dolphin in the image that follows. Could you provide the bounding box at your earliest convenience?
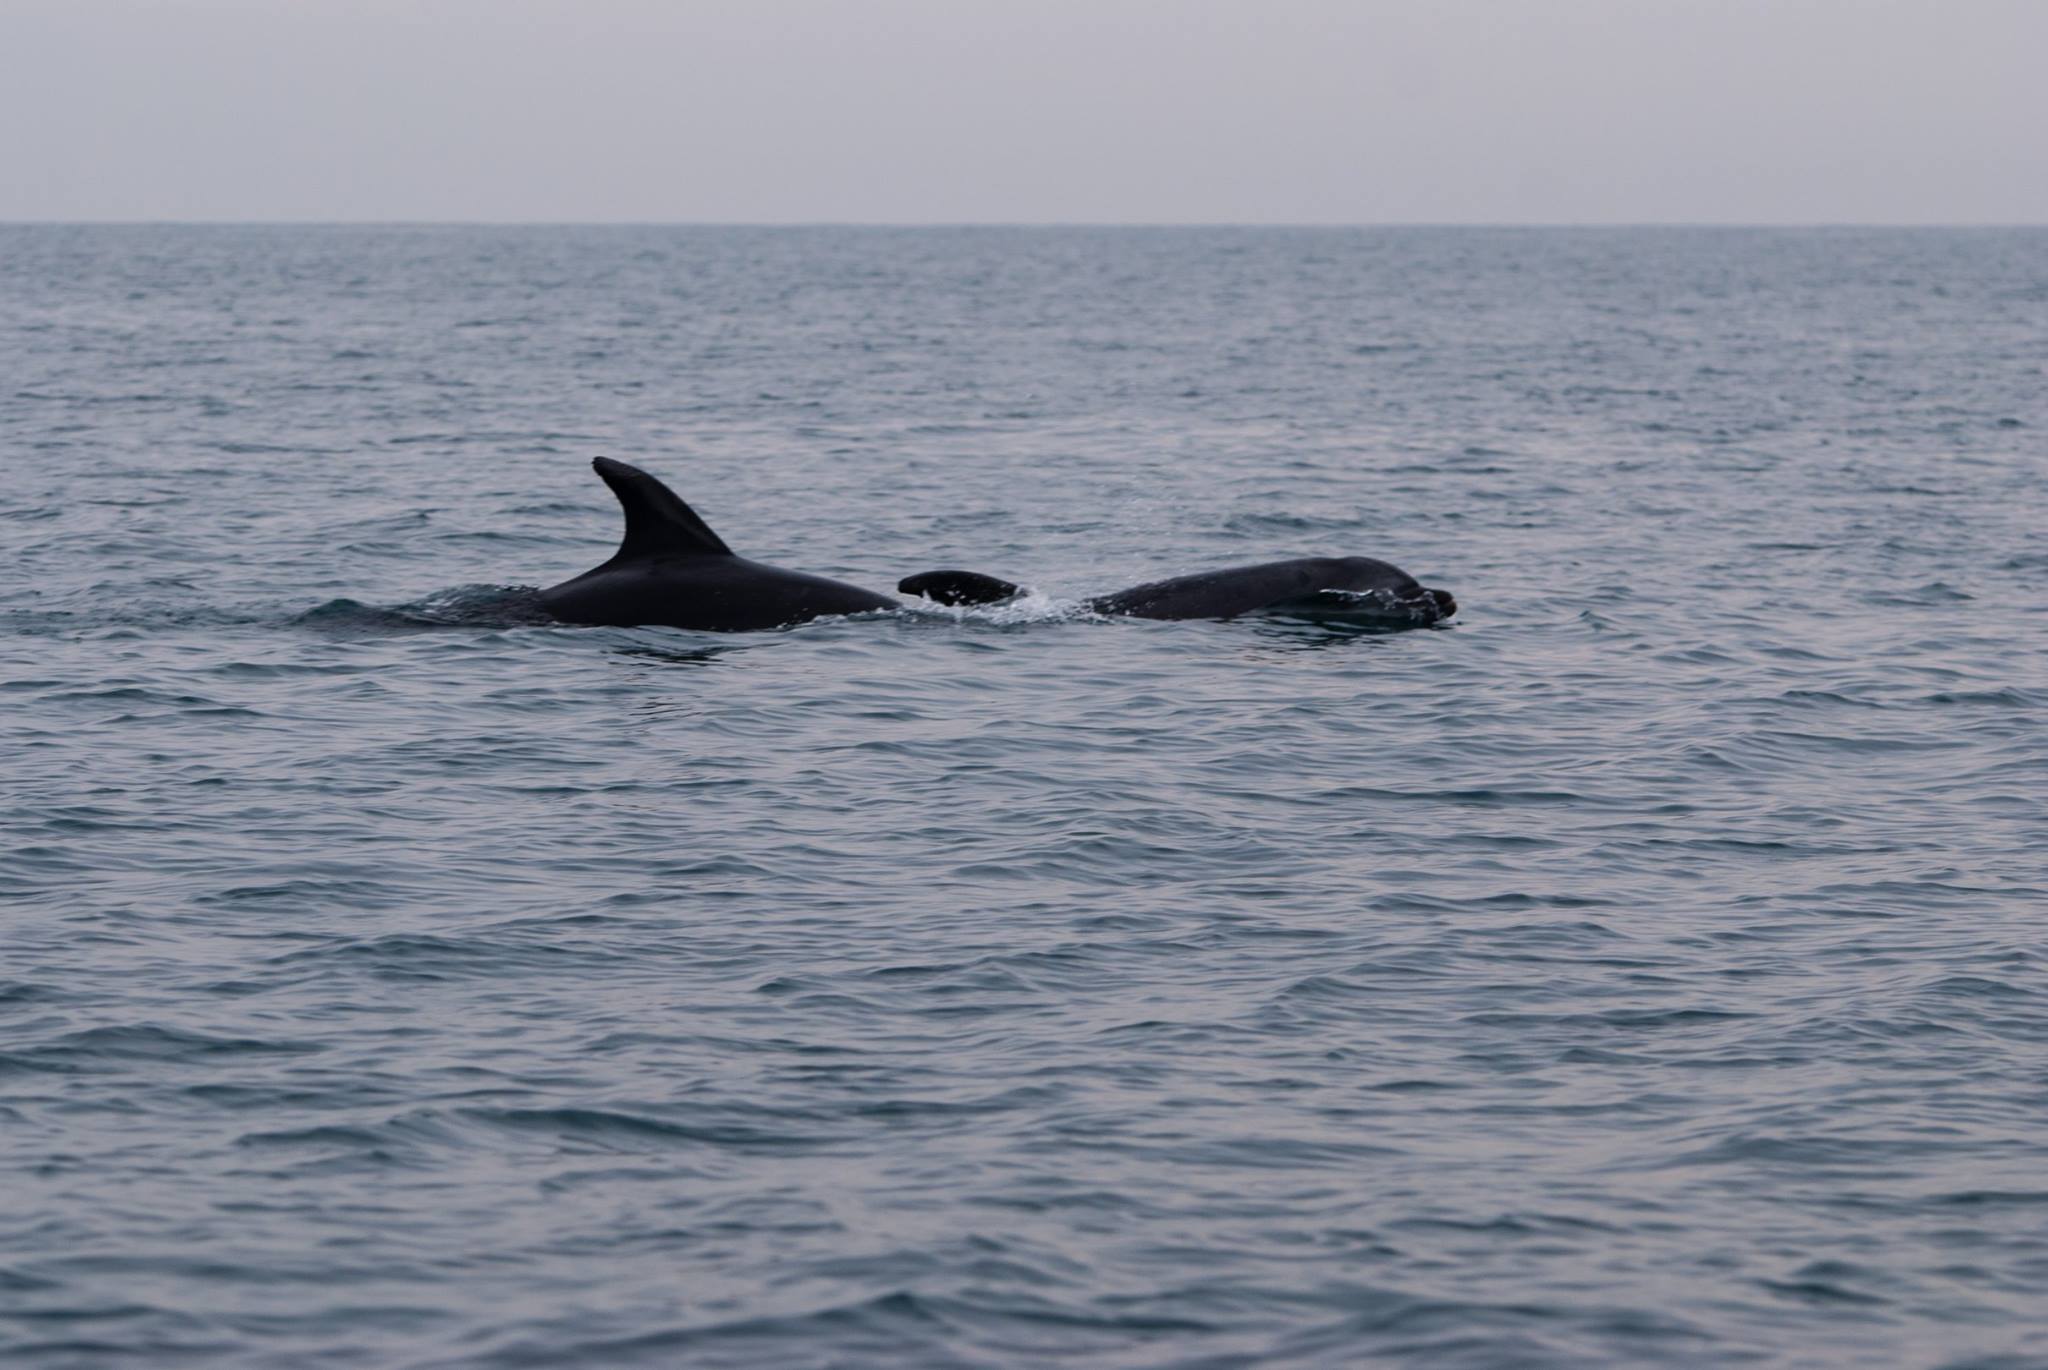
[898,558,1456,625]
[540,458,898,631]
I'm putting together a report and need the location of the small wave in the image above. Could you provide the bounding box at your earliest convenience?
[1220,511,1368,535]
[293,585,553,634]
[466,1104,829,1151]
[1263,588,1455,627]
[265,932,634,981]
[897,589,1079,627]
[29,1024,318,1068]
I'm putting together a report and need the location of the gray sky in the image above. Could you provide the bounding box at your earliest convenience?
[3,0,2044,223]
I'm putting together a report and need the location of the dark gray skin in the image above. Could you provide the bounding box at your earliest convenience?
[899,558,1457,624]
[540,458,898,631]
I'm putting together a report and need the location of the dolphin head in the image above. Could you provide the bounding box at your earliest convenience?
[1326,557,1456,621]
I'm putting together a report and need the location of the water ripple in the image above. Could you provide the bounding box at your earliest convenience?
[3,225,2045,1369]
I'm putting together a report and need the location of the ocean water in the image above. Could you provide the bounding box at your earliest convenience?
[2,225,2045,1369]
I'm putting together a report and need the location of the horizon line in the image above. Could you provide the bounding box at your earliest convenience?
[3,218,2045,231]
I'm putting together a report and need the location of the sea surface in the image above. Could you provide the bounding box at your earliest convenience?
[2,225,2045,1369]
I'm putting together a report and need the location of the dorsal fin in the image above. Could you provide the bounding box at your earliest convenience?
[591,457,734,560]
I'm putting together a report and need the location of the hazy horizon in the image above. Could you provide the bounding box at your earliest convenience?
[9,220,2048,228]
[4,0,2046,225]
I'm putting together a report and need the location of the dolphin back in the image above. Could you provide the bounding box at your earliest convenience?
[898,557,1454,625]
[897,570,1026,606]
[538,458,898,630]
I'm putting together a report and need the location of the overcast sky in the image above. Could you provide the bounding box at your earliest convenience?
[3,0,2043,224]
